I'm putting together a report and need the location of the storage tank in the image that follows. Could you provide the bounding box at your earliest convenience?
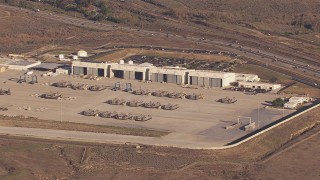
[77,50,88,57]
[119,60,125,64]
[58,54,64,59]
[128,60,133,65]
[0,66,7,73]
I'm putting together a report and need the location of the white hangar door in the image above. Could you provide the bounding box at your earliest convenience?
[191,76,198,85]
[151,73,157,82]
[210,78,222,87]
[73,66,80,75]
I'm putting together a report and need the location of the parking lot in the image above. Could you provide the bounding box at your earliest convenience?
[0,70,294,146]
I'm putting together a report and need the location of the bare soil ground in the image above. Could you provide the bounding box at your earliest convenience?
[282,82,320,98]
[0,115,169,137]
[0,106,319,179]
[0,7,215,54]
[234,64,292,84]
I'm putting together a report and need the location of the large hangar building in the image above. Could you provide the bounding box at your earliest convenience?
[71,60,280,89]
[188,71,236,87]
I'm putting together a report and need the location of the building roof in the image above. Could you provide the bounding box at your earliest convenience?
[138,62,153,67]
[0,57,38,66]
[189,70,235,78]
[288,97,305,102]
[238,81,281,86]
[31,63,63,71]
[161,66,188,70]
[235,73,258,77]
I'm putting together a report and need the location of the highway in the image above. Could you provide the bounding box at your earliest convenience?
[0,4,319,86]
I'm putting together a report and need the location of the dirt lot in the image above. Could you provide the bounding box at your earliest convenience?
[94,48,233,63]
[282,82,320,98]
[0,106,319,179]
[0,115,169,137]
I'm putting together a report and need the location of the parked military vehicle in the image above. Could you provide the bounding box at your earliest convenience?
[41,92,62,100]
[99,111,117,118]
[52,81,72,88]
[0,89,11,95]
[218,97,237,104]
[107,98,126,105]
[88,85,107,91]
[81,109,100,116]
[132,114,152,121]
[162,103,180,110]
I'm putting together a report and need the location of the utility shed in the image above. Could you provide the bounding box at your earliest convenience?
[72,61,111,77]
[110,62,154,81]
[238,81,281,90]
[149,66,193,84]
[188,71,236,87]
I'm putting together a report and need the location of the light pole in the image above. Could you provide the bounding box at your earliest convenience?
[258,101,260,128]
[60,99,62,122]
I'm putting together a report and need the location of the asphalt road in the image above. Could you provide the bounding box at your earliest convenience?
[0,4,319,86]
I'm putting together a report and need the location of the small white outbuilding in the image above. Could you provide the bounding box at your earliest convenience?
[77,50,88,57]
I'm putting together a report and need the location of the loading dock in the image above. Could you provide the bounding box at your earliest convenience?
[150,66,192,84]
[135,72,143,80]
[210,78,222,87]
[98,69,104,77]
[110,62,154,81]
[113,70,124,79]
[190,76,198,85]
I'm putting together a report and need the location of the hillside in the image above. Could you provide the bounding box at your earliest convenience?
[3,0,320,33]
[1,0,320,60]
[110,0,320,33]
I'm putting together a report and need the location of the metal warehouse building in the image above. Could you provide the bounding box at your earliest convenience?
[238,81,281,90]
[149,66,192,84]
[72,61,111,77]
[110,61,154,81]
[71,60,279,89]
[188,71,236,87]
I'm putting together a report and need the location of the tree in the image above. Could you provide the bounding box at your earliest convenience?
[272,98,284,107]
[270,76,278,83]
[75,0,94,7]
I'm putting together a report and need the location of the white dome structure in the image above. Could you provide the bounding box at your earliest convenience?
[77,50,88,57]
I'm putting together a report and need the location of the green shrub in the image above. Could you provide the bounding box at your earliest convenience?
[272,98,284,107]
